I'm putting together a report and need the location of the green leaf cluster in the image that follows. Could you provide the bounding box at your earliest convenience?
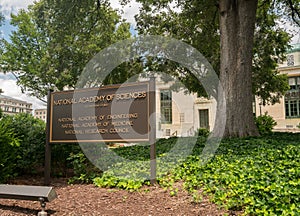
[0,113,46,178]
[176,134,300,215]
[67,152,102,184]
[89,133,300,214]
[255,112,277,135]
[0,113,20,182]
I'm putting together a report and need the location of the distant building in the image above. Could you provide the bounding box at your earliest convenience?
[255,43,300,132]
[34,108,47,122]
[0,94,32,115]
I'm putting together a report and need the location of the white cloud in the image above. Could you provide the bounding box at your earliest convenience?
[0,74,46,110]
[278,18,300,44]
[110,0,141,25]
[0,0,35,19]
[286,25,300,44]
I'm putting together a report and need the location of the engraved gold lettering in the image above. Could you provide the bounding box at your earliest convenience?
[109,128,129,133]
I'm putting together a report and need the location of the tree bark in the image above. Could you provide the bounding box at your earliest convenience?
[218,0,259,137]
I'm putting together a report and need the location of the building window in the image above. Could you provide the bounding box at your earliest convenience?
[287,55,294,66]
[288,77,300,91]
[285,100,300,118]
[199,109,209,129]
[285,76,300,118]
[160,90,172,124]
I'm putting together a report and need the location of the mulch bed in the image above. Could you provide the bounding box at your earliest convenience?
[0,177,240,215]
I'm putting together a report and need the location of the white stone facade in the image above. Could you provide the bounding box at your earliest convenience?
[255,43,300,132]
[34,108,47,122]
[0,95,32,115]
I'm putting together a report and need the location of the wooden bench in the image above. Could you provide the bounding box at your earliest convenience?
[0,184,57,215]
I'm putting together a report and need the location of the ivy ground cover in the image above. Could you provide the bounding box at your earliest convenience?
[93,133,300,215]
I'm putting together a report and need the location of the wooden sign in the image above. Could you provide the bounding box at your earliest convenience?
[49,82,151,143]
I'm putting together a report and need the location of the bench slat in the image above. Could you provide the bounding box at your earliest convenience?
[0,185,57,202]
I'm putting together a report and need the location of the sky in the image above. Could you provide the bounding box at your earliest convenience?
[0,0,299,109]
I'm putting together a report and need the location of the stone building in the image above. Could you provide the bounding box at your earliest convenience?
[0,94,32,115]
[255,43,300,132]
[34,108,47,122]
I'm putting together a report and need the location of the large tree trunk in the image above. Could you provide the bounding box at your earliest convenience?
[218,0,259,137]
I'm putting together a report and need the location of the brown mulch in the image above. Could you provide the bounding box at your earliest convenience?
[0,177,240,216]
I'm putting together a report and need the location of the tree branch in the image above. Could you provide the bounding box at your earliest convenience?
[286,0,300,26]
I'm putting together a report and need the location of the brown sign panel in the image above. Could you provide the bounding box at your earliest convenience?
[49,82,151,143]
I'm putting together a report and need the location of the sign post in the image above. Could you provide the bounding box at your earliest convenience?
[149,77,156,184]
[44,90,53,186]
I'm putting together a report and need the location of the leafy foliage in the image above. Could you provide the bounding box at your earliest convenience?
[0,12,4,56]
[0,115,20,182]
[195,128,210,137]
[1,113,46,175]
[178,134,300,215]
[128,0,300,137]
[47,142,82,177]
[255,113,277,135]
[252,1,291,105]
[90,133,300,215]
[67,152,102,184]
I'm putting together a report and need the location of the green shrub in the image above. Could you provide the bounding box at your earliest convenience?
[255,113,277,135]
[51,144,82,177]
[0,117,20,182]
[67,152,102,183]
[195,128,210,137]
[1,113,46,175]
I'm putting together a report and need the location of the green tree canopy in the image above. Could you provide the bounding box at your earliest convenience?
[0,0,133,100]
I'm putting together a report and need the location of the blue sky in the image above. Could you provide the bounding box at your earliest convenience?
[1,19,15,41]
